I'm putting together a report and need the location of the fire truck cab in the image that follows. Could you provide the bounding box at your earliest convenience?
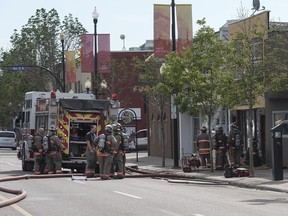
[18,91,111,173]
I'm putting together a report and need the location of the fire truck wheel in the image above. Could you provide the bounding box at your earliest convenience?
[22,160,34,171]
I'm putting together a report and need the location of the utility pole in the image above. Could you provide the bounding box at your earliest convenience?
[171,0,180,168]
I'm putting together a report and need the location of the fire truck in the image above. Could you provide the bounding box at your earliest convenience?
[18,91,111,173]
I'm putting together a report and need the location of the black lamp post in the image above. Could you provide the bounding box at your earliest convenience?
[60,33,65,92]
[171,0,179,168]
[92,7,99,98]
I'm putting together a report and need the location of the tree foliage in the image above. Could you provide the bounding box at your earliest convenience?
[162,19,237,129]
[0,8,87,128]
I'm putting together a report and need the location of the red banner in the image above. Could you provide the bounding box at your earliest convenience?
[65,50,76,83]
[176,4,193,55]
[98,34,110,74]
[154,4,171,57]
[81,34,93,73]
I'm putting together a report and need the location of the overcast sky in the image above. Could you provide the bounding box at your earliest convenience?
[1,0,287,51]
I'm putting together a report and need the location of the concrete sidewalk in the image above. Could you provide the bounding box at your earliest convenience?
[126,154,288,193]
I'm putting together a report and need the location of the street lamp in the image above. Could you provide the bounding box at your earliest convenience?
[92,7,99,98]
[170,0,179,168]
[60,33,65,92]
[100,79,107,89]
[84,78,91,94]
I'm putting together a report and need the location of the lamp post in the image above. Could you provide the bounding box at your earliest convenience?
[84,78,91,94]
[171,0,179,168]
[92,7,99,98]
[60,33,65,92]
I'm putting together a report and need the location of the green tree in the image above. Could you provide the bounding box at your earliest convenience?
[161,19,237,171]
[133,56,171,166]
[0,8,87,128]
[227,13,288,177]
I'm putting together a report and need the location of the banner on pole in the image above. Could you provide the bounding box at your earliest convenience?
[154,4,171,57]
[81,34,93,73]
[176,4,193,55]
[98,34,110,74]
[65,50,76,83]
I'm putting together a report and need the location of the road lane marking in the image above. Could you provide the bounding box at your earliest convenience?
[0,194,32,216]
[194,214,205,216]
[0,160,21,167]
[159,209,182,215]
[67,179,86,184]
[72,180,86,184]
[113,191,143,199]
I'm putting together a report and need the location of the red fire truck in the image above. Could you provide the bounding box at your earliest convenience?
[17,91,111,173]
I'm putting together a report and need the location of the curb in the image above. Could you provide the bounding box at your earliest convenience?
[135,166,288,194]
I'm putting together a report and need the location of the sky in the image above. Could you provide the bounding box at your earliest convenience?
[1,0,288,51]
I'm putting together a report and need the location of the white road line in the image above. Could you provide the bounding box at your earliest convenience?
[194,214,205,216]
[159,209,182,215]
[113,191,143,199]
[0,194,33,216]
[67,179,86,184]
[0,160,21,167]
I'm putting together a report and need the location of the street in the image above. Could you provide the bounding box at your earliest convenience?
[1,148,288,216]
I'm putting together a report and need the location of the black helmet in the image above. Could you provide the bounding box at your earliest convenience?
[112,123,118,132]
[230,122,239,133]
[216,126,223,134]
[117,123,123,131]
[49,125,57,131]
[105,125,113,134]
[200,126,207,133]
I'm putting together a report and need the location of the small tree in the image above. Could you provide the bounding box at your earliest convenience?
[133,57,171,167]
[162,19,238,171]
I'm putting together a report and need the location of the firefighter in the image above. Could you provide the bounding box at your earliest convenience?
[111,123,125,179]
[96,124,117,180]
[46,125,63,174]
[196,126,211,168]
[84,125,97,177]
[33,128,46,175]
[213,126,228,170]
[227,123,243,167]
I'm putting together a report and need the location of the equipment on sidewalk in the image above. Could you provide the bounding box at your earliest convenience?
[182,153,201,172]
[224,167,249,178]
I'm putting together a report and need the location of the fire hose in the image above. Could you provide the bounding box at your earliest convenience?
[0,167,226,208]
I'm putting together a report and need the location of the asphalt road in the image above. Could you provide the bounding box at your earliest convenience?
[1,149,288,216]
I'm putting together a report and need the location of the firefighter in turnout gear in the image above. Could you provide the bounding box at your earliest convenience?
[111,123,126,179]
[84,125,97,177]
[212,126,228,170]
[96,124,117,180]
[196,126,211,168]
[227,123,243,167]
[33,128,46,175]
[46,125,63,174]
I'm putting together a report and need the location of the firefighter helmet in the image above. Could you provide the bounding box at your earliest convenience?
[105,125,113,134]
[112,123,123,132]
[200,126,207,133]
[216,126,224,134]
[112,123,119,132]
[117,123,123,131]
[49,125,57,131]
[230,122,239,132]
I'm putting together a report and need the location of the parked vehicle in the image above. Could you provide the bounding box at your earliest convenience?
[17,91,111,172]
[0,131,17,150]
[129,129,148,151]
